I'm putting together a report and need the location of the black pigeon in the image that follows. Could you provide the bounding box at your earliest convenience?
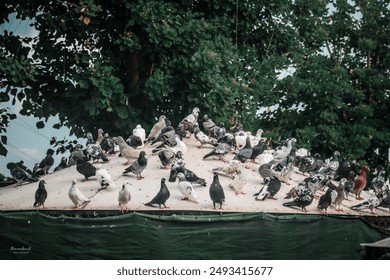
[168,159,206,186]
[54,157,68,172]
[254,176,281,200]
[317,187,334,214]
[145,178,170,208]
[209,172,225,210]
[123,151,148,180]
[6,161,40,185]
[33,180,48,208]
[38,148,55,174]
[233,136,253,163]
[203,134,234,161]
[249,139,265,162]
[75,155,96,181]
[283,186,314,212]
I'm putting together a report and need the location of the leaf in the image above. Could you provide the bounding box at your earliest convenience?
[1,135,7,145]
[36,120,45,129]
[83,16,91,25]
[0,144,7,157]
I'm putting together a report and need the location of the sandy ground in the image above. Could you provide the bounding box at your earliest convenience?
[0,136,389,217]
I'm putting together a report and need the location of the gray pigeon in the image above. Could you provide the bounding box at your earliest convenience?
[123,151,147,179]
[233,136,253,163]
[34,180,47,208]
[145,178,170,208]
[209,172,225,210]
[118,181,132,212]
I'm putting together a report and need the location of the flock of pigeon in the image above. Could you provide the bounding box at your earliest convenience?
[4,107,390,215]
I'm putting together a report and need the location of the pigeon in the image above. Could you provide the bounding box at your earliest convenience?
[317,187,334,214]
[209,122,226,141]
[352,166,369,200]
[68,179,91,208]
[233,136,253,163]
[334,178,347,211]
[117,136,140,165]
[6,161,40,185]
[193,124,217,148]
[38,148,55,174]
[202,114,216,133]
[319,151,341,179]
[203,134,234,162]
[54,157,68,172]
[212,159,242,179]
[145,178,170,208]
[118,181,132,212]
[100,133,118,154]
[283,185,314,212]
[209,172,225,210]
[158,148,177,169]
[177,173,200,202]
[168,159,206,186]
[126,135,143,149]
[68,144,85,166]
[351,192,385,214]
[234,129,247,150]
[334,159,359,181]
[166,136,187,155]
[150,126,175,146]
[370,170,386,194]
[96,128,104,144]
[298,153,323,174]
[249,138,265,163]
[132,124,146,148]
[122,151,147,179]
[75,155,96,181]
[258,150,274,166]
[96,165,116,190]
[85,132,109,163]
[177,107,200,135]
[228,168,248,195]
[344,170,356,200]
[249,128,265,147]
[258,160,280,183]
[146,115,167,142]
[272,138,296,164]
[303,173,329,198]
[33,180,48,208]
[254,176,281,200]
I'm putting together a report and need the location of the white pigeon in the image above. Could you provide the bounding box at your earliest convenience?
[212,159,242,179]
[118,181,132,212]
[68,179,91,208]
[166,136,187,155]
[133,124,146,148]
[234,130,247,150]
[258,150,274,166]
[96,165,116,190]
[177,172,200,203]
[272,138,296,164]
[250,129,266,147]
[228,168,248,195]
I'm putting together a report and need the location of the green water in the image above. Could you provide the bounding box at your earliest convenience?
[0,211,386,259]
